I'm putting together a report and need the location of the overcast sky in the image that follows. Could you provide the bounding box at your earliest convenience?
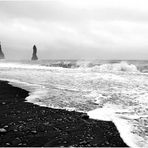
[0,0,148,60]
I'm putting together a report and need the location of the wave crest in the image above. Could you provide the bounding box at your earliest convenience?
[91,61,139,73]
[0,60,140,73]
[76,60,93,68]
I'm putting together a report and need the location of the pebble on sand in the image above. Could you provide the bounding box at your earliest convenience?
[0,128,7,133]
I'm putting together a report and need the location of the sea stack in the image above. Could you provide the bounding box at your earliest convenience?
[0,42,5,59]
[31,45,38,60]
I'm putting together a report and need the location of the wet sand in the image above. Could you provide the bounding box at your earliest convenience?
[0,80,128,147]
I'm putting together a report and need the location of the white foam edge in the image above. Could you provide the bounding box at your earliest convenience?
[0,77,77,112]
[87,108,144,148]
[0,77,48,104]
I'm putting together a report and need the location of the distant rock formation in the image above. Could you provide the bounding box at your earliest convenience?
[0,42,5,59]
[31,45,38,60]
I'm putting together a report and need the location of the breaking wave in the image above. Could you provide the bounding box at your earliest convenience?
[0,60,140,73]
[48,60,140,73]
[90,61,139,73]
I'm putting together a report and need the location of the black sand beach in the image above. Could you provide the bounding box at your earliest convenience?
[0,80,128,147]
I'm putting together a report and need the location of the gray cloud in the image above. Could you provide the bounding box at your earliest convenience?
[0,0,148,60]
[1,1,148,22]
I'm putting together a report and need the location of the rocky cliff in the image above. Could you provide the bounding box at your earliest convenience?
[31,45,38,60]
[0,43,5,59]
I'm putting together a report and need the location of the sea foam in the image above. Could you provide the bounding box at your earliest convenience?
[87,106,148,148]
[91,61,139,73]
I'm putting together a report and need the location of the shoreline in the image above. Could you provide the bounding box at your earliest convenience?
[0,80,128,147]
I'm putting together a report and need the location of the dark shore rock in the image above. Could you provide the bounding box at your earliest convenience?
[51,61,75,68]
[0,43,5,59]
[81,113,89,120]
[0,81,128,147]
[31,45,38,61]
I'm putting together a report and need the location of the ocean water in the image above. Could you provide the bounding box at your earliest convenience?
[0,59,148,147]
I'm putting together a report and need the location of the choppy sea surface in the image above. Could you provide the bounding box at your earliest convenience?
[0,59,148,147]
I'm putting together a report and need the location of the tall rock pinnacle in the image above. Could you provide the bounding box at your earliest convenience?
[31,45,38,60]
[0,42,5,59]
